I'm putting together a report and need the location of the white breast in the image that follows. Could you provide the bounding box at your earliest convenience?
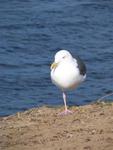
[51,59,86,90]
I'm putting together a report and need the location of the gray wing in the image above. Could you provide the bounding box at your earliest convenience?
[74,56,86,76]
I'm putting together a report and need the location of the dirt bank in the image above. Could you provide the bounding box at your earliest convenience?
[0,102,113,150]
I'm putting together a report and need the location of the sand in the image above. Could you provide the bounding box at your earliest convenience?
[0,102,113,150]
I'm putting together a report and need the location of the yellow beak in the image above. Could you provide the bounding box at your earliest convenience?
[51,62,59,70]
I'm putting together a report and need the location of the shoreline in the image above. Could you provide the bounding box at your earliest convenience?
[0,102,113,150]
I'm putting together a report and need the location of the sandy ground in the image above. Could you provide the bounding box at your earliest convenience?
[0,102,113,150]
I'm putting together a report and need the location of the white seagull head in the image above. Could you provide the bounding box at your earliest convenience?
[51,50,73,70]
[54,50,73,63]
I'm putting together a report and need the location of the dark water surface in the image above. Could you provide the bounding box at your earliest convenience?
[0,0,113,116]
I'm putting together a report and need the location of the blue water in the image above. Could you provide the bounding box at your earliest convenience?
[0,0,113,116]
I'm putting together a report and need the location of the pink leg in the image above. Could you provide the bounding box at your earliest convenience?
[59,92,73,116]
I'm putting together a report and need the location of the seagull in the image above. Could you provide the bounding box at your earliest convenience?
[50,50,86,115]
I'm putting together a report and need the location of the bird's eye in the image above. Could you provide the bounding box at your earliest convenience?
[62,56,66,59]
